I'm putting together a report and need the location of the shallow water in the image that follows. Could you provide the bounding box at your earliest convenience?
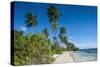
[71,48,97,62]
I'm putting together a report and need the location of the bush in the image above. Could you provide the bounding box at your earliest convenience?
[51,44,63,54]
[54,47,63,54]
[12,30,54,65]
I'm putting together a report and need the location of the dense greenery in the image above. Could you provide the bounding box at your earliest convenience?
[13,30,55,65]
[51,36,63,54]
[67,42,79,51]
[12,5,79,65]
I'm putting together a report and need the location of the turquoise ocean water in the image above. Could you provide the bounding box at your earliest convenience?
[71,48,97,62]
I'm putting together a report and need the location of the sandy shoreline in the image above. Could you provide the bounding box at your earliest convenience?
[53,51,74,63]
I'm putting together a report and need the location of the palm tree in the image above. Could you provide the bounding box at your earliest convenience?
[63,36,68,44]
[42,28,49,38]
[53,36,57,43]
[60,27,66,35]
[59,27,67,43]
[53,36,60,49]
[25,12,38,28]
[47,5,61,51]
[47,5,61,32]
[51,22,58,32]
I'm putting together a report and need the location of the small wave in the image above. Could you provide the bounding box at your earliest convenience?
[70,51,97,62]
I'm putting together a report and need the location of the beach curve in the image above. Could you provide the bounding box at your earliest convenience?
[53,51,74,64]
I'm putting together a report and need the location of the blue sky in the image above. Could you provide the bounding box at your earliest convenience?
[13,1,97,49]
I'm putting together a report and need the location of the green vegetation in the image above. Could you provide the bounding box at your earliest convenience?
[59,27,68,44]
[67,42,79,51]
[59,27,79,51]
[51,36,63,54]
[13,30,55,65]
[47,5,63,54]
[12,5,79,65]
[47,5,61,32]
[25,12,38,28]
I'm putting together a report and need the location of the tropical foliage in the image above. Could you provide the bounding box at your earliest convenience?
[47,5,61,32]
[51,36,63,54]
[67,42,79,51]
[12,30,55,65]
[25,12,38,28]
[59,27,68,44]
[12,5,79,65]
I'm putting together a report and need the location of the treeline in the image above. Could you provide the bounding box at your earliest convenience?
[12,5,79,65]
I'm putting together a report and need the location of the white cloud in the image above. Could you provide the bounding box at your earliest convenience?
[20,26,27,32]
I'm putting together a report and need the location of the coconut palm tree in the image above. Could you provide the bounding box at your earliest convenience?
[47,5,61,32]
[63,36,68,44]
[51,22,58,32]
[47,6,61,53]
[59,27,67,43]
[25,12,38,28]
[60,27,66,35]
[42,28,49,38]
[53,36,57,43]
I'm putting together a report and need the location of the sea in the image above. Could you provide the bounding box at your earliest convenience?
[71,48,97,62]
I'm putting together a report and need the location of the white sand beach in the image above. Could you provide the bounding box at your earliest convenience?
[53,51,74,63]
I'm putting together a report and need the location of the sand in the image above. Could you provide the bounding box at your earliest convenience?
[53,51,74,63]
